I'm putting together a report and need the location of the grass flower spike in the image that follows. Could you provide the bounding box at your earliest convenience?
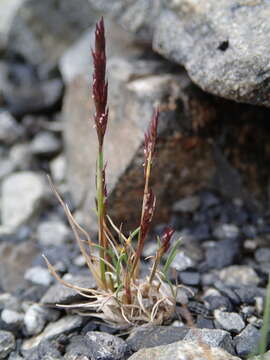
[44,18,181,327]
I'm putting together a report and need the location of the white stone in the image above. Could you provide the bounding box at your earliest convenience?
[1,172,46,228]
[24,266,52,286]
[37,220,70,247]
[24,304,59,335]
[50,155,66,183]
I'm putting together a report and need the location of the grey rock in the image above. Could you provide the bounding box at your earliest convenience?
[255,247,270,263]
[171,251,195,272]
[1,309,24,330]
[173,195,200,213]
[153,1,270,107]
[0,241,38,292]
[203,295,233,312]
[84,331,129,360]
[128,340,240,360]
[30,131,61,157]
[213,224,240,240]
[184,328,235,354]
[9,143,32,171]
[0,158,15,181]
[219,266,260,286]
[201,238,240,270]
[0,294,20,312]
[22,339,64,360]
[88,0,162,44]
[1,172,46,228]
[214,310,245,333]
[41,273,96,305]
[5,78,64,118]
[8,352,24,360]
[142,241,158,258]
[0,111,23,145]
[22,315,83,351]
[127,326,189,352]
[7,0,99,67]
[234,324,260,357]
[0,0,25,51]
[0,331,15,359]
[50,155,66,183]
[90,0,270,107]
[233,286,265,305]
[24,304,60,336]
[178,271,200,286]
[37,220,70,247]
[24,266,52,286]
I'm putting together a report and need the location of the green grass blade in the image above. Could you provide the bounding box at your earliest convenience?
[162,238,181,277]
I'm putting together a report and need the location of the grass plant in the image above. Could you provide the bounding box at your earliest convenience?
[44,18,180,327]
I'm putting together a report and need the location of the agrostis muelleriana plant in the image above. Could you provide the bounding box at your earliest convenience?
[44,18,181,326]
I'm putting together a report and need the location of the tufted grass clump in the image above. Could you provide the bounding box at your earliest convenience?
[44,18,181,327]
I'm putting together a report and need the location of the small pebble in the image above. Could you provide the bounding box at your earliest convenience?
[24,266,52,286]
[37,220,70,247]
[219,266,260,286]
[213,224,240,240]
[173,195,200,213]
[1,309,24,330]
[214,310,245,333]
[234,324,260,357]
[0,330,15,359]
[30,131,61,156]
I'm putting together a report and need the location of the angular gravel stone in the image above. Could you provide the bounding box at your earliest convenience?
[184,328,235,354]
[22,315,83,350]
[24,266,52,286]
[214,310,245,333]
[50,155,66,183]
[173,195,200,213]
[171,251,195,272]
[234,324,260,357]
[41,273,96,305]
[128,340,240,360]
[213,224,240,240]
[204,295,233,312]
[30,131,61,156]
[201,238,240,270]
[1,172,46,228]
[178,271,200,286]
[219,266,260,286]
[255,247,270,263]
[85,331,129,360]
[24,304,60,335]
[37,220,70,247]
[1,309,24,329]
[0,111,23,145]
[9,143,33,171]
[0,330,15,359]
[127,326,189,352]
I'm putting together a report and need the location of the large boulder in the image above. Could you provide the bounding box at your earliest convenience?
[89,0,270,107]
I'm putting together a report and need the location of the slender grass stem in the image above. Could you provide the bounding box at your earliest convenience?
[97,148,107,289]
[130,152,152,279]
